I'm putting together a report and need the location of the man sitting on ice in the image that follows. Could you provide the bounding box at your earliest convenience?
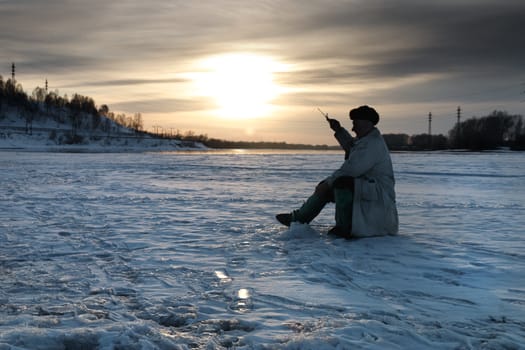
[276,105,399,239]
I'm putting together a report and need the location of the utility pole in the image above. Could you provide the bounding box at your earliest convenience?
[45,79,48,93]
[428,112,432,149]
[428,112,432,136]
[456,106,461,148]
[11,62,15,81]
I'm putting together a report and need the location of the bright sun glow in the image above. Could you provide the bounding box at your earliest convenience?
[192,53,285,120]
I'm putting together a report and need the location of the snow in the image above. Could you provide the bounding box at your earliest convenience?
[1,150,524,349]
[0,116,206,152]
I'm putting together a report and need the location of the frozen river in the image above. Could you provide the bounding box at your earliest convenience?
[1,150,524,349]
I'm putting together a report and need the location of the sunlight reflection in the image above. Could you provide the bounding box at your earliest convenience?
[214,270,232,283]
[229,288,254,313]
[237,288,250,299]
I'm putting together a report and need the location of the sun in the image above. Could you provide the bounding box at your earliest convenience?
[192,53,284,120]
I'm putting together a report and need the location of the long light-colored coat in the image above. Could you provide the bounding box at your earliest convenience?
[327,128,399,237]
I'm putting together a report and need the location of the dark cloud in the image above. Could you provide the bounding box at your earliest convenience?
[0,1,113,50]
[3,0,524,81]
[282,1,525,79]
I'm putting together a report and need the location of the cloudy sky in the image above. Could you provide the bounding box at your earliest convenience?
[1,0,524,144]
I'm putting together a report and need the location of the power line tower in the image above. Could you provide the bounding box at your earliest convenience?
[456,106,461,148]
[428,112,432,149]
[428,112,432,136]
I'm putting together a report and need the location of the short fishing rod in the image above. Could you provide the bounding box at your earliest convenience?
[317,107,329,121]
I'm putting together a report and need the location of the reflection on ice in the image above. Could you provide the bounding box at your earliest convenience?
[237,288,250,300]
[214,270,232,283]
[230,288,253,313]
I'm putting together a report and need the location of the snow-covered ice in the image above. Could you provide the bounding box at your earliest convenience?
[1,150,524,349]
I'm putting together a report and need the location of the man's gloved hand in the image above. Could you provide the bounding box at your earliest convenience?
[327,117,341,132]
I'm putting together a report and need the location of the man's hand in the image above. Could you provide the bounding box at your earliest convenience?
[327,117,341,132]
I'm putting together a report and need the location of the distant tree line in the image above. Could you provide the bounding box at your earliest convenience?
[381,111,524,151]
[448,111,524,150]
[1,74,524,150]
[181,133,334,150]
[182,111,525,151]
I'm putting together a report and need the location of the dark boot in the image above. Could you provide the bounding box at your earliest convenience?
[328,226,352,239]
[276,213,292,227]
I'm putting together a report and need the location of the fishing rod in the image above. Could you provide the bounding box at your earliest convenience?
[317,107,329,121]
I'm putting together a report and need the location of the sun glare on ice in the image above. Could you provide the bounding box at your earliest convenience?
[192,53,285,120]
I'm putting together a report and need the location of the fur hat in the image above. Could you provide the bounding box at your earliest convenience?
[349,105,379,125]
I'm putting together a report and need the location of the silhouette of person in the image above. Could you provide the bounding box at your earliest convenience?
[276,105,398,239]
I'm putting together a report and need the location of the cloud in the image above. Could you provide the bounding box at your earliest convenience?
[3,0,524,81]
[1,0,524,140]
[62,77,189,88]
[281,1,525,77]
[109,97,210,114]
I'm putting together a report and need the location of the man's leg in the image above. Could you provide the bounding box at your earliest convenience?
[276,180,333,226]
[330,176,354,238]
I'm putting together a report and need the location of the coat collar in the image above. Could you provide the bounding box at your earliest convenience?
[355,127,379,143]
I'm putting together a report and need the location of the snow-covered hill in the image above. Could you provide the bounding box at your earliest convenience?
[0,110,205,152]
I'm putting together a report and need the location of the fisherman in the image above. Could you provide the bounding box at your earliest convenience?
[276,105,399,239]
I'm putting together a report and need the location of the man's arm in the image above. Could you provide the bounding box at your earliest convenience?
[334,128,353,159]
[327,117,354,159]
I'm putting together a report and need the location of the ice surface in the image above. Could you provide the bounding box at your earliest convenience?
[1,150,524,349]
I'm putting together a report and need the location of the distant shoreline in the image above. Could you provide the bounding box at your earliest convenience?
[0,144,517,154]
